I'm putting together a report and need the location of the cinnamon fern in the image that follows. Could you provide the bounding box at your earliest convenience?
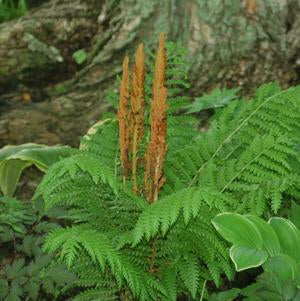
[118,56,130,180]
[129,44,146,193]
[144,33,168,202]
[36,33,300,300]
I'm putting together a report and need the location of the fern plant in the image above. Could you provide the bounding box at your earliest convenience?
[36,33,300,300]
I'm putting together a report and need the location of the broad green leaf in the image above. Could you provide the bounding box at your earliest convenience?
[5,145,74,171]
[280,280,298,301]
[258,266,299,300]
[246,215,281,256]
[0,159,31,197]
[263,254,299,283]
[0,144,74,196]
[242,283,282,301]
[269,218,300,262]
[291,201,300,230]
[0,144,44,160]
[209,288,241,301]
[230,244,268,271]
[212,213,263,248]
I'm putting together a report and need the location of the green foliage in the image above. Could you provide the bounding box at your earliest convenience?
[212,213,300,300]
[0,0,27,23]
[73,49,88,65]
[0,196,76,301]
[290,200,300,229]
[0,143,75,196]
[162,83,300,213]
[208,288,241,301]
[241,273,300,301]
[148,41,198,154]
[185,87,240,114]
[36,39,300,300]
[0,196,34,239]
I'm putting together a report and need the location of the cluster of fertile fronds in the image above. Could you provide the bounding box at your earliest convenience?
[36,32,300,300]
[118,33,168,201]
[129,44,146,193]
[144,33,168,202]
[118,44,146,191]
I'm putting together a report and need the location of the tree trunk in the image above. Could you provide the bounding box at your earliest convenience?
[1,0,299,147]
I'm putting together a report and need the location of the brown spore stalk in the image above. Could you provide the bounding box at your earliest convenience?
[130,43,146,194]
[118,56,130,182]
[144,33,168,202]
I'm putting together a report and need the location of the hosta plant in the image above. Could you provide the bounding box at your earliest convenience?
[212,213,300,300]
[0,143,75,196]
[36,33,300,300]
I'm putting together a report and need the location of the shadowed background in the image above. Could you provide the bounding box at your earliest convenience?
[0,0,299,147]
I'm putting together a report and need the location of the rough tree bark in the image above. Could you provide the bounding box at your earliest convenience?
[0,0,299,147]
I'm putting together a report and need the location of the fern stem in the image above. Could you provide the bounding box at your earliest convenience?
[188,89,289,187]
[144,33,168,202]
[132,125,139,193]
[222,141,243,161]
[130,43,146,194]
[149,238,158,273]
[221,140,277,192]
[200,280,207,301]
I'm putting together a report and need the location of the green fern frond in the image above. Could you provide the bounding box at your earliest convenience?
[164,84,300,198]
[80,119,119,168]
[160,267,177,301]
[132,187,232,245]
[177,255,200,298]
[44,225,166,300]
[63,154,118,191]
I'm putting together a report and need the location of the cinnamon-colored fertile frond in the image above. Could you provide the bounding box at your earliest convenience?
[130,43,146,194]
[144,33,168,202]
[118,56,130,180]
[152,33,166,100]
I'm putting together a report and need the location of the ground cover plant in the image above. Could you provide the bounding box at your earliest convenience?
[0,196,76,301]
[31,33,300,300]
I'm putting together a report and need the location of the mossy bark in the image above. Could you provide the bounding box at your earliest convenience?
[0,0,299,147]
